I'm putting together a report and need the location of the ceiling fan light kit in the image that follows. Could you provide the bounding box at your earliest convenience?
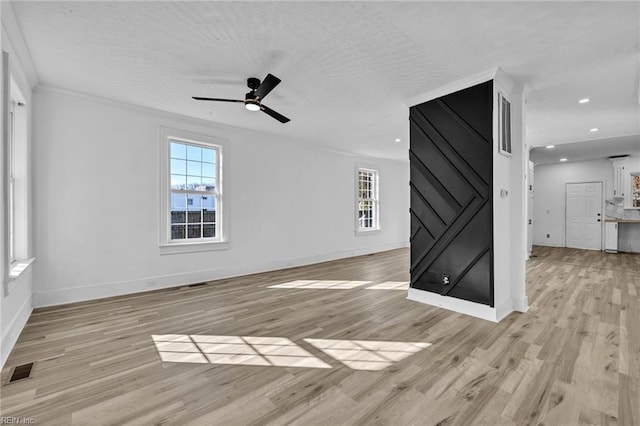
[245,102,260,111]
[193,73,290,123]
[244,92,260,111]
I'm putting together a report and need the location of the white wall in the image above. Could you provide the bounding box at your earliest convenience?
[32,87,410,307]
[532,159,612,247]
[1,1,5,369]
[493,70,528,318]
[1,2,35,367]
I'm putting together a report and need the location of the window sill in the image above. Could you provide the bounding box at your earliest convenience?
[356,228,381,236]
[6,258,35,295]
[159,241,230,255]
[9,258,35,279]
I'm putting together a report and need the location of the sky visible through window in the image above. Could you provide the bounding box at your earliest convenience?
[170,142,216,192]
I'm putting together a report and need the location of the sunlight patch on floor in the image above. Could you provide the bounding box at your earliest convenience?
[365,281,409,290]
[267,280,372,289]
[152,335,431,371]
[304,339,431,371]
[152,334,331,368]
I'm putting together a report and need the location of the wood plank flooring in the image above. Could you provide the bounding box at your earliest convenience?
[0,246,638,425]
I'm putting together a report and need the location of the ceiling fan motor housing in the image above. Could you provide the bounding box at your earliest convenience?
[247,77,261,91]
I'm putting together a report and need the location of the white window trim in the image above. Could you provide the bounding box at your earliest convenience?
[5,92,34,286]
[3,55,34,293]
[158,127,229,255]
[355,164,381,236]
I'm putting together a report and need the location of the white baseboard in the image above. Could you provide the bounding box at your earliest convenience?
[33,241,409,308]
[1,294,33,368]
[512,296,529,313]
[494,297,515,322]
[407,288,516,323]
[532,242,564,248]
[619,248,640,254]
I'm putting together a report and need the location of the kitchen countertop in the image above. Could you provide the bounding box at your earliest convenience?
[605,218,640,223]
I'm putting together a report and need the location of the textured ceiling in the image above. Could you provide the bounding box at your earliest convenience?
[530,134,640,165]
[11,1,640,161]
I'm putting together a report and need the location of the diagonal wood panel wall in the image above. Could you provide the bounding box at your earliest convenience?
[409,80,494,306]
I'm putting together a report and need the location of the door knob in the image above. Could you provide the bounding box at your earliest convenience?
[597,213,601,216]
[597,219,601,222]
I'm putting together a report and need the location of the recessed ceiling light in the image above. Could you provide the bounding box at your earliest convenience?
[394,138,401,143]
[578,98,590,104]
[546,145,555,149]
[560,158,568,162]
[590,128,599,132]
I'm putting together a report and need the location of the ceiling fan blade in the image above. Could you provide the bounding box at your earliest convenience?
[255,74,281,100]
[192,97,244,103]
[261,104,290,123]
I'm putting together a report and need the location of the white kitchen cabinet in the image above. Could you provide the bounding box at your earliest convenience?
[611,159,626,199]
[605,222,618,253]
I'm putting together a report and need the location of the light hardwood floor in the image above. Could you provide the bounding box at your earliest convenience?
[0,246,638,425]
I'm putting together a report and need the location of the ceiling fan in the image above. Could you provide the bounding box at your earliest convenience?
[193,73,290,123]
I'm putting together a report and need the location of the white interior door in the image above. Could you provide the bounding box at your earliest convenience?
[565,182,602,250]
[527,161,534,257]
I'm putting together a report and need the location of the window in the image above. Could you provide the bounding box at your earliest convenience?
[356,167,379,233]
[169,141,218,240]
[7,98,15,263]
[498,92,512,156]
[3,65,33,286]
[160,128,227,253]
[632,173,640,208]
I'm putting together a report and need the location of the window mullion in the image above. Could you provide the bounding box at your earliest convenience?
[172,190,216,196]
